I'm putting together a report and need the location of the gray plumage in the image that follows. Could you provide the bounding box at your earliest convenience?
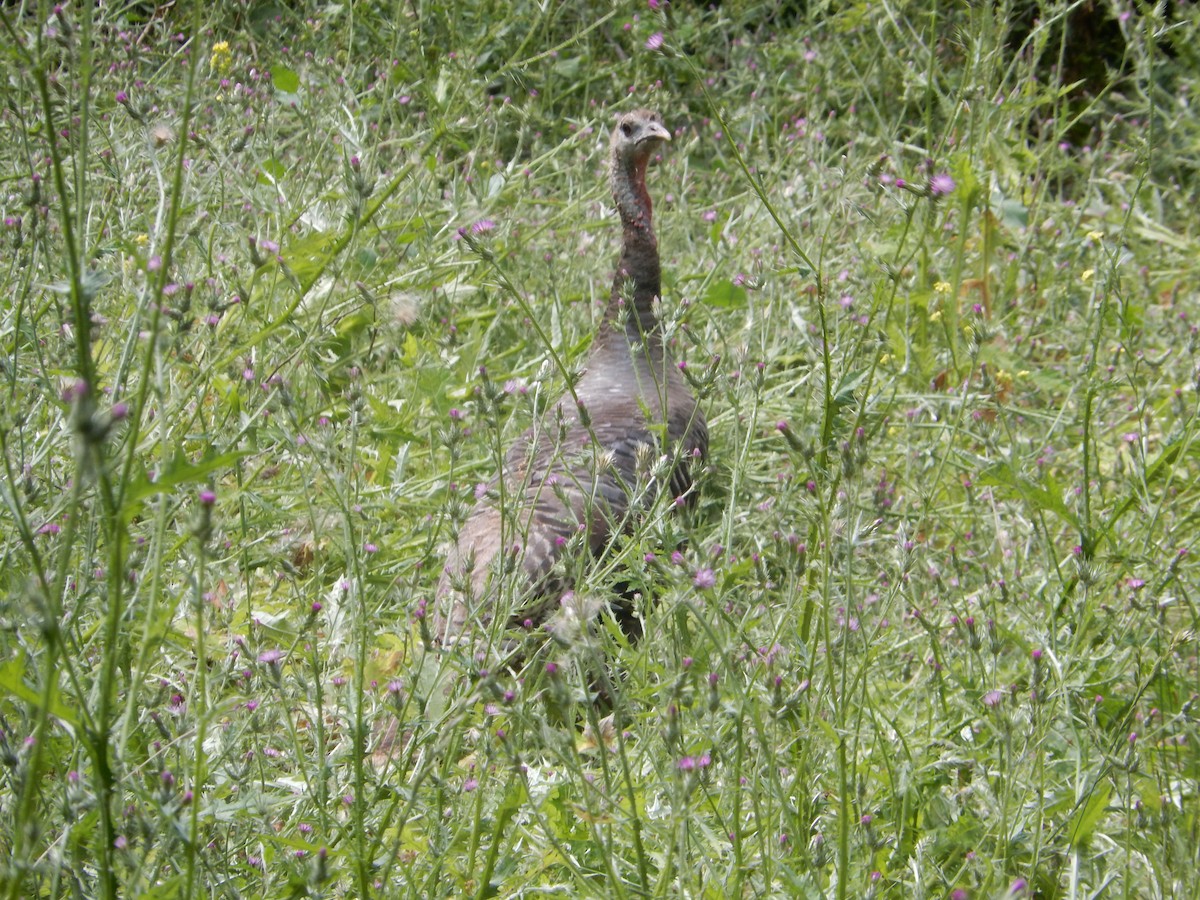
[434,109,707,643]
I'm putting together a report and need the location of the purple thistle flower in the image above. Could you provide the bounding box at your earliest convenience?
[258,649,285,665]
[929,173,956,196]
[645,32,664,51]
[693,567,716,590]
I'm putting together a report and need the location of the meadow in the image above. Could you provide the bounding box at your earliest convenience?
[1,1,1198,896]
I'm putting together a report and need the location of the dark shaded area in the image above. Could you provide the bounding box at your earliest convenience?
[1007,1,1134,146]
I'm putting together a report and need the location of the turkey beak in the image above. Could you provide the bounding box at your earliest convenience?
[644,122,671,145]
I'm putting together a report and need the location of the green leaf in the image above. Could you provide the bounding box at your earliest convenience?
[1097,434,1195,548]
[0,650,79,727]
[950,153,979,206]
[123,448,251,518]
[976,464,1081,532]
[281,231,336,286]
[1067,782,1112,850]
[703,278,747,310]
[707,213,727,245]
[271,64,300,94]
[553,57,581,79]
[363,393,419,443]
[131,876,186,899]
[402,332,420,366]
[335,307,376,339]
[991,193,1028,230]
[258,157,287,185]
[832,368,868,409]
[923,791,958,829]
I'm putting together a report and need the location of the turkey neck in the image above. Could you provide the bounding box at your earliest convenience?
[605,150,662,345]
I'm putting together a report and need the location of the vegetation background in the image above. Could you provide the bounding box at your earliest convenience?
[1,0,1197,896]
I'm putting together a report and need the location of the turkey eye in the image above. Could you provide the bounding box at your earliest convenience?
[620,122,634,137]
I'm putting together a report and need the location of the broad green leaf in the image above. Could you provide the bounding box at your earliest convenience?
[130,876,186,899]
[257,157,287,185]
[553,56,581,79]
[335,307,376,339]
[833,368,868,408]
[977,463,1081,531]
[0,650,79,727]
[703,278,747,310]
[123,449,251,514]
[271,64,300,93]
[402,332,420,366]
[355,246,379,270]
[991,193,1028,230]
[951,153,979,206]
[282,231,336,285]
[1067,782,1113,850]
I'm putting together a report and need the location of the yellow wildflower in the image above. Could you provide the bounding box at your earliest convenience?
[933,281,952,294]
[1086,230,1104,242]
[210,41,232,75]
[929,309,943,322]
[1081,268,1094,282]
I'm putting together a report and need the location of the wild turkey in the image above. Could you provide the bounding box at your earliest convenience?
[434,109,707,644]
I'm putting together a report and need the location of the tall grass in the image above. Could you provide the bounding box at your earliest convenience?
[1,0,1197,896]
